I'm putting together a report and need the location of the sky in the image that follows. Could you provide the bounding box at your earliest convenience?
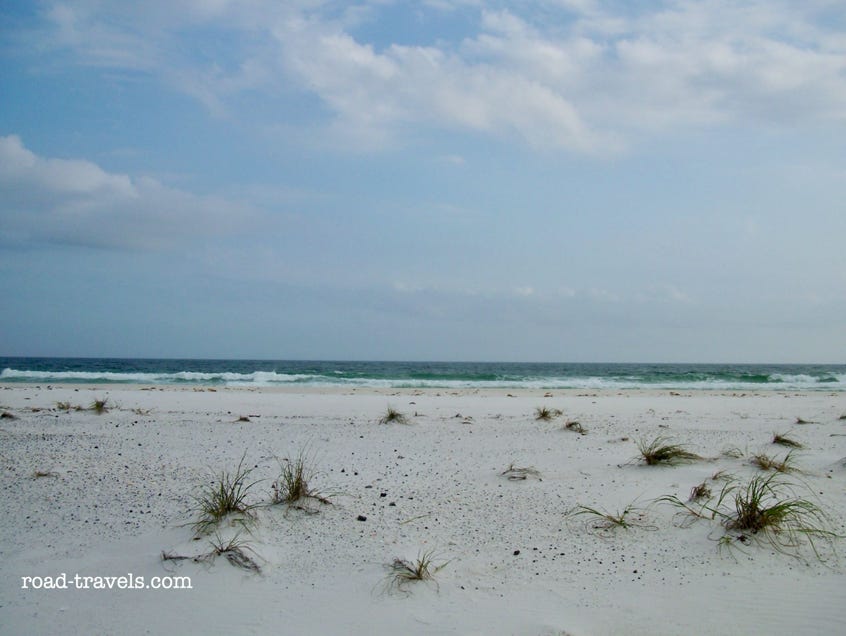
[1,0,845,363]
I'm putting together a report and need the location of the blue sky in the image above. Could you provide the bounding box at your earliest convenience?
[1,0,844,362]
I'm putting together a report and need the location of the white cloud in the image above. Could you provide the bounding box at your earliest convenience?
[0,135,136,198]
[43,3,161,70]
[20,1,846,152]
[271,13,614,152]
[0,136,256,250]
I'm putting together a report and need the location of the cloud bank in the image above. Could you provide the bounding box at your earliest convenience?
[19,0,846,153]
[0,135,255,250]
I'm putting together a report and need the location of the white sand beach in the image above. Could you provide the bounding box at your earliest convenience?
[1,384,845,635]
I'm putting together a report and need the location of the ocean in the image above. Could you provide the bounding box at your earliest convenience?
[1,358,844,391]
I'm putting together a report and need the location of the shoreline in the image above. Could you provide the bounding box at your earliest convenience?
[3,359,844,395]
[1,384,844,634]
[4,381,845,396]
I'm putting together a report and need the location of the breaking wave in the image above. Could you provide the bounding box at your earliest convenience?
[2,360,844,390]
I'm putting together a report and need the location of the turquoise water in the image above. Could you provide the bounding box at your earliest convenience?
[1,358,844,390]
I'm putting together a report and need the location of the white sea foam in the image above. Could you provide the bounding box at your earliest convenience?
[2,368,844,390]
[1,369,163,383]
[0,368,315,385]
[770,373,843,385]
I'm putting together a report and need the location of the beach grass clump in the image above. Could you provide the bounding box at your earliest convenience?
[751,450,799,473]
[500,462,542,481]
[654,492,715,528]
[271,451,331,508]
[568,501,655,533]
[534,406,563,421]
[721,475,838,558]
[379,406,408,425]
[163,532,261,573]
[192,454,260,534]
[772,432,803,449]
[56,401,84,412]
[689,480,712,502]
[89,398,110,415]
[205,533,262,572]
[650,480,713,527]
[657,473,839,559]
[386,550,447,593]
[535,406,554,421]
[637,436,702,466]
[563,420,587,435]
